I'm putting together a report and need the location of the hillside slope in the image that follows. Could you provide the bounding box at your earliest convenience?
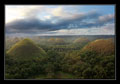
[81,38,115,55]
[7,38,46,60]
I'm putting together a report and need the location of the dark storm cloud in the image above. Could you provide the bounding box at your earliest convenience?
[6,11,114,34]
[6,18,55,33]
[52,12,114,28]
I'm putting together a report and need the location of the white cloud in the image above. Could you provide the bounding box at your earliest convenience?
[51,7,63,16]
[98,14,114,22]
[44,15,52,19]
[51,6,84,19]
[5,5,46,23]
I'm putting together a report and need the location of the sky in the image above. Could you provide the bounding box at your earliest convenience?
[5,5,115,36]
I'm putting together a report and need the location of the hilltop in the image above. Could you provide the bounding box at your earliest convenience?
[7,38,46,60]
[73,37,90,44]
[81,38,115,55]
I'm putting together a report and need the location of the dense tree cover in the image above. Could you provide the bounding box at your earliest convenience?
[5,37,115,79]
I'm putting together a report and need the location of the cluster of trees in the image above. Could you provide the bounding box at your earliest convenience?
[5,37,115,79]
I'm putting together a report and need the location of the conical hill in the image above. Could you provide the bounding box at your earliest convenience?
[7,38,46,60]
[81,38,115,55]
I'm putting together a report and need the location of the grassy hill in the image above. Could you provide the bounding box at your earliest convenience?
[73,37,90,44]
[81,38,115,55]
[7,38,46,60]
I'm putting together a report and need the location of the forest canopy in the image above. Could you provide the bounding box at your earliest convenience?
[5,36,115,79]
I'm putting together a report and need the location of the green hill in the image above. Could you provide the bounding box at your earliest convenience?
[7,38,46,60]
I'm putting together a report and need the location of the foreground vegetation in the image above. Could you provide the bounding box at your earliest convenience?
[5,36,115,79]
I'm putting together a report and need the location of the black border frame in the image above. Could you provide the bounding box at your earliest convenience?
[0,0,119,82]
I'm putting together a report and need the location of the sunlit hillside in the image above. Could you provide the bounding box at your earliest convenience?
[7,38,46,60]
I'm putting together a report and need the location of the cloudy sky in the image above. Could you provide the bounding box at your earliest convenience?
[5,5,115,36]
